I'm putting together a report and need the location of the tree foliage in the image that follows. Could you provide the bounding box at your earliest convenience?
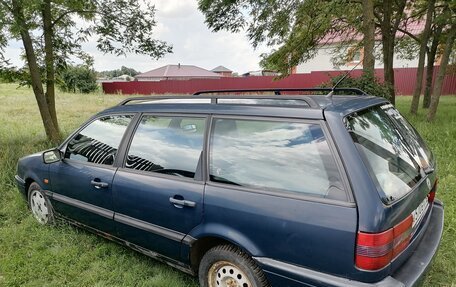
[199,0,407,101]
[200,0,359,74]
[58,65,98,94]
[0,0,171,142]
[199,0,454,111]
[407,0,454,115]
[98,66,140,79]
[322,73,391,100]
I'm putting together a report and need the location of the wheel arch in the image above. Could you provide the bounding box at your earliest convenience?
[23,173,46,196]
[24,177,35,193]
[188,223,263,272]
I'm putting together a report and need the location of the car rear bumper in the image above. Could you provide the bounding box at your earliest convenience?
[255,200,444,287]
[391,199,444,286]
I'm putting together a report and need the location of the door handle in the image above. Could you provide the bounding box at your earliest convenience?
[90,179,109,189]
[169,197,196,208]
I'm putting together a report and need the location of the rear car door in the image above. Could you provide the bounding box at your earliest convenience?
[112,114,206,260]
[49,115,134,234]
[202,116,358,279]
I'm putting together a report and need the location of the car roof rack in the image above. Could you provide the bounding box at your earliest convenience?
[117,87,367,107]
[193,87,367,95]
[117,95,313,107]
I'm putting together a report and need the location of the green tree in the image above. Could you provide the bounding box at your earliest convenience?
[362,0,376,75]
[410,0,436,114]
[58,65,98,94]
[407,0,455,114]
[198,0,416,105]
[0,0,171,142]
[322,73,391,99]
[98,66,140,79]
[422,22,443,108]
[427,21,455,121]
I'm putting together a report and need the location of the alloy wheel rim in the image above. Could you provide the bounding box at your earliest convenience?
[30,190,49,224]
[208,261,252,287]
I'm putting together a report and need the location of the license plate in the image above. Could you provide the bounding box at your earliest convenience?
[412,198,429,229]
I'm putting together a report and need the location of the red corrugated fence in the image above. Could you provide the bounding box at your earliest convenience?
[102,67,456,95]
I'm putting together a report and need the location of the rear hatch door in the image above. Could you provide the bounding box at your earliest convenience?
[346,103,437,271]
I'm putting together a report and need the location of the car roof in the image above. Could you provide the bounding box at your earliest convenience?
[100,93,388,120]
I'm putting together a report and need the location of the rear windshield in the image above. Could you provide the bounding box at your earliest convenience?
[346,104,434,203]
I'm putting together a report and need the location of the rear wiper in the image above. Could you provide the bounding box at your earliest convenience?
[423,166,435,175]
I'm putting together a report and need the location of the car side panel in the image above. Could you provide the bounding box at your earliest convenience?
[112,169,204,261]
[193,183,358,278]
[16,153,51,197]
[48,160,117,234]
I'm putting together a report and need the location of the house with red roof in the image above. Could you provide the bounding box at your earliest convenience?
[211,65,233,77]
[135,64,220,81]
[294,21,426,73]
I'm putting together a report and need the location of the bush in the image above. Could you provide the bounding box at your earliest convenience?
[322,73,391,100]
[58,65,98,94]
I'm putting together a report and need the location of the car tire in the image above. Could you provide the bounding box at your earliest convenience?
[27,182,54,225]
[198,244,269,287]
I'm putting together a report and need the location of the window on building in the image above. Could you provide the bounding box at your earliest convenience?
[347,47,364,65]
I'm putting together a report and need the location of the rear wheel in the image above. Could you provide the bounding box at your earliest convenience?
[199,245,269,287]
[28,182,54,224]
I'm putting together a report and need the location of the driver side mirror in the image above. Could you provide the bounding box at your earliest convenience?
[43,148,62,164]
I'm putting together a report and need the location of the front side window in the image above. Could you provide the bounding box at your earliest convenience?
[126,115,205,179]
[347,104,433,202]
[65,115,133,165]
[209,118,345,200]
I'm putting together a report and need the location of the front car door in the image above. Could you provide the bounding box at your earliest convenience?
[49,114,134,234]
[112,114,205,261]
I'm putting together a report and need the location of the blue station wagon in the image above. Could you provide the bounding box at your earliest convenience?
[15,88,444,287]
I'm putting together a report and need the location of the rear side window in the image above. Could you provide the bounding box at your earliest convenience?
[65,115,132,165]
[125,115,205,179]
[209,118,346,200]
[347,104,433,203]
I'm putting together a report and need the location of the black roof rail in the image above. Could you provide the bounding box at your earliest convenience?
[193,87,367,95]
[116,87,368,107]
[117,95,313,106]
[118,97,151,106]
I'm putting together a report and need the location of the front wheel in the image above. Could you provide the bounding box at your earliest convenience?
[28,182,54,225]
[198,245,269,287]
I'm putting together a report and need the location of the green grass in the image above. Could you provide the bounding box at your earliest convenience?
[0,83,454,286]
[0,84,198,287]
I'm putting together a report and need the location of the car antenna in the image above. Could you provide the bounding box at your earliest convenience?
[326,58,364,99]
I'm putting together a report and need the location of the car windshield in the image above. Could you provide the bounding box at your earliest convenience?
[346,104,434,203]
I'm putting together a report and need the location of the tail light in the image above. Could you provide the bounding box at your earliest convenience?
[356,215,413,271]
[428,179,438,203]
[357,178,437,271]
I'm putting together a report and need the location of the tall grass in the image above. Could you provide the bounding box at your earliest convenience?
[0,83,454,286]
[0,84,198,287]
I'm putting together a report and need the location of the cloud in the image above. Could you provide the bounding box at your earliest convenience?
[3,0,268,75]
[113,0,269,74]
[154,0,197,19]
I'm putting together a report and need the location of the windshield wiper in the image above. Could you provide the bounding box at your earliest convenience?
[423,166,435,175]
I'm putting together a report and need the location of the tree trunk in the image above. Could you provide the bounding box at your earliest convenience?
[427,24,455,121]
[381,0,396,104]
[410,0,435,114]
[42,0,59,131]
[423,25,442,108]
[379,0,407,105]
[383,38,396,104]
[11,0,60,143]
[362,0,375,75]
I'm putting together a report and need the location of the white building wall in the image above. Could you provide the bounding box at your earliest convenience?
[296,42,419,73]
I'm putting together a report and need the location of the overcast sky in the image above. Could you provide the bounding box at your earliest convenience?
[3,0,269,75]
